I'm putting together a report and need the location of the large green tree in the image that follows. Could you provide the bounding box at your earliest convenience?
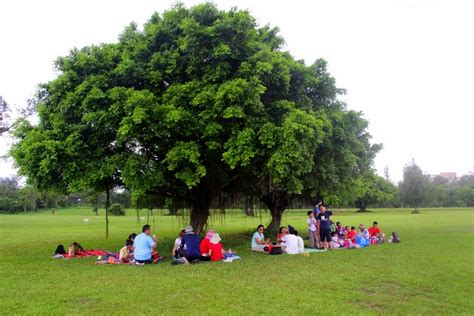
[399,161,430,209]
[11,3,380,233]
[352,172,397,211]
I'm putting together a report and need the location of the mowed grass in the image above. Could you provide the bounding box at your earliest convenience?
[0,207,472,315]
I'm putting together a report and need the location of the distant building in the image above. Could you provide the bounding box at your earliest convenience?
[430,172,459,184]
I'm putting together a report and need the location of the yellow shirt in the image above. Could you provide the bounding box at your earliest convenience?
[119,246,130,260]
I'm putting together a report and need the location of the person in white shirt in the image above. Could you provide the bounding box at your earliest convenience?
[306,211,319,248]
[279,227,299,254]
[296,235,304,253]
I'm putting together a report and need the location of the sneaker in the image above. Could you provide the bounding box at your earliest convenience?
[135,262,145,266]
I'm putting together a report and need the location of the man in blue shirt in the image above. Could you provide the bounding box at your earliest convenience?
[133,224,157,264]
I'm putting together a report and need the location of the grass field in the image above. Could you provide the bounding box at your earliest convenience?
[0,207,472,315]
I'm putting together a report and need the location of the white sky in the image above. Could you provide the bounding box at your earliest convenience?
[0,0,473,182]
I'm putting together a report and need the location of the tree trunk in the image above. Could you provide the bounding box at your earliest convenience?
[268,205,284,230]
[105,189,110,240]
[189,181,213,234]
[261,190,290,231]
[190,200,210,234]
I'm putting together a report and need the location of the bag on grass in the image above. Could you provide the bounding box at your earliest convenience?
[269,247,282,255]
[54,244,66,255]
[176,247,186,258]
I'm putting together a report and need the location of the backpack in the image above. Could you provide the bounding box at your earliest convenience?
[54,244,66,255]
[176,246,186,258]
[269,246,283,255]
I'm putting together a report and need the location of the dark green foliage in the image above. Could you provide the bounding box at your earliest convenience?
[10,3,380,232]
[109,203,125,216]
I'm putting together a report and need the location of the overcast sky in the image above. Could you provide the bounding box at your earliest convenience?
[0,0,472,182]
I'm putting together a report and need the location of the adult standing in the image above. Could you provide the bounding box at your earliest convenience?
[317,205,333,250]
[133,224,157,264]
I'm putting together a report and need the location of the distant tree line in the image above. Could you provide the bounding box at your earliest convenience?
[0,177,132,213]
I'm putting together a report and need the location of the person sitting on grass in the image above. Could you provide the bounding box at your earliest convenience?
[330,232,343,248]
[171,229,188,264]
[119,239,134,263]
[368,221,385,244]
[182,226,210,263]
[200,229,214,257]
[346,226,357,247]
[251,224,270,252]
[68,242,84,256]
[133,224,158,265]
[356,224,370,248]
[336,222,346,239]
[279,226,299,254]
[128,233,137,242]
[208,233,224,261]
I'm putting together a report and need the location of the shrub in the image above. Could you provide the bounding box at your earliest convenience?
[109,203,125,216]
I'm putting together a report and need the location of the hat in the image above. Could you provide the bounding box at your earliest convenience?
[185,225,194,234]
[205,229,215,240]
[210,233,221,244]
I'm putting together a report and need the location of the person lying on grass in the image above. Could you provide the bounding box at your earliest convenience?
[133,224,158,265]
[119,239,134,263]
[68,242,84,256]
[251,224,270,252]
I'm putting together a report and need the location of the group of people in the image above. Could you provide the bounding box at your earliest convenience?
[251,203,397,254]
[116,224,236,265]
[57,202,398,264]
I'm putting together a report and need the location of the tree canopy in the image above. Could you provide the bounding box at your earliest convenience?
[11,3,380,233]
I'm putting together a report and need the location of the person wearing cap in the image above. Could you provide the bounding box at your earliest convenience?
[133,224,158,264]
[182,226,210,263]
[356,224,370,247]
[200,229,214,256]
[208,233,224,261]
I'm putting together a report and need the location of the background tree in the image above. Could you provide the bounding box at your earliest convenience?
[399,161,430,210]
[353,171,397,211]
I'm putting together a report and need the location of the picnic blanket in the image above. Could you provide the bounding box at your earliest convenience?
[303,248,327,253]
[61,250,111,259]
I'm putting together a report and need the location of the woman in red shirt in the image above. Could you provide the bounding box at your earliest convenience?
[208,233,224,261]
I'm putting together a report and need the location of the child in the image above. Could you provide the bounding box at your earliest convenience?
[119,239,134,263]
[307,211,319,249]
[330,232,342,248]
[208,233,224,261]
[68,242,84,256]
[347,227,357,245]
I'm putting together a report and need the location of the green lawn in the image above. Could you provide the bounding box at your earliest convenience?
[0,207,472,315]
